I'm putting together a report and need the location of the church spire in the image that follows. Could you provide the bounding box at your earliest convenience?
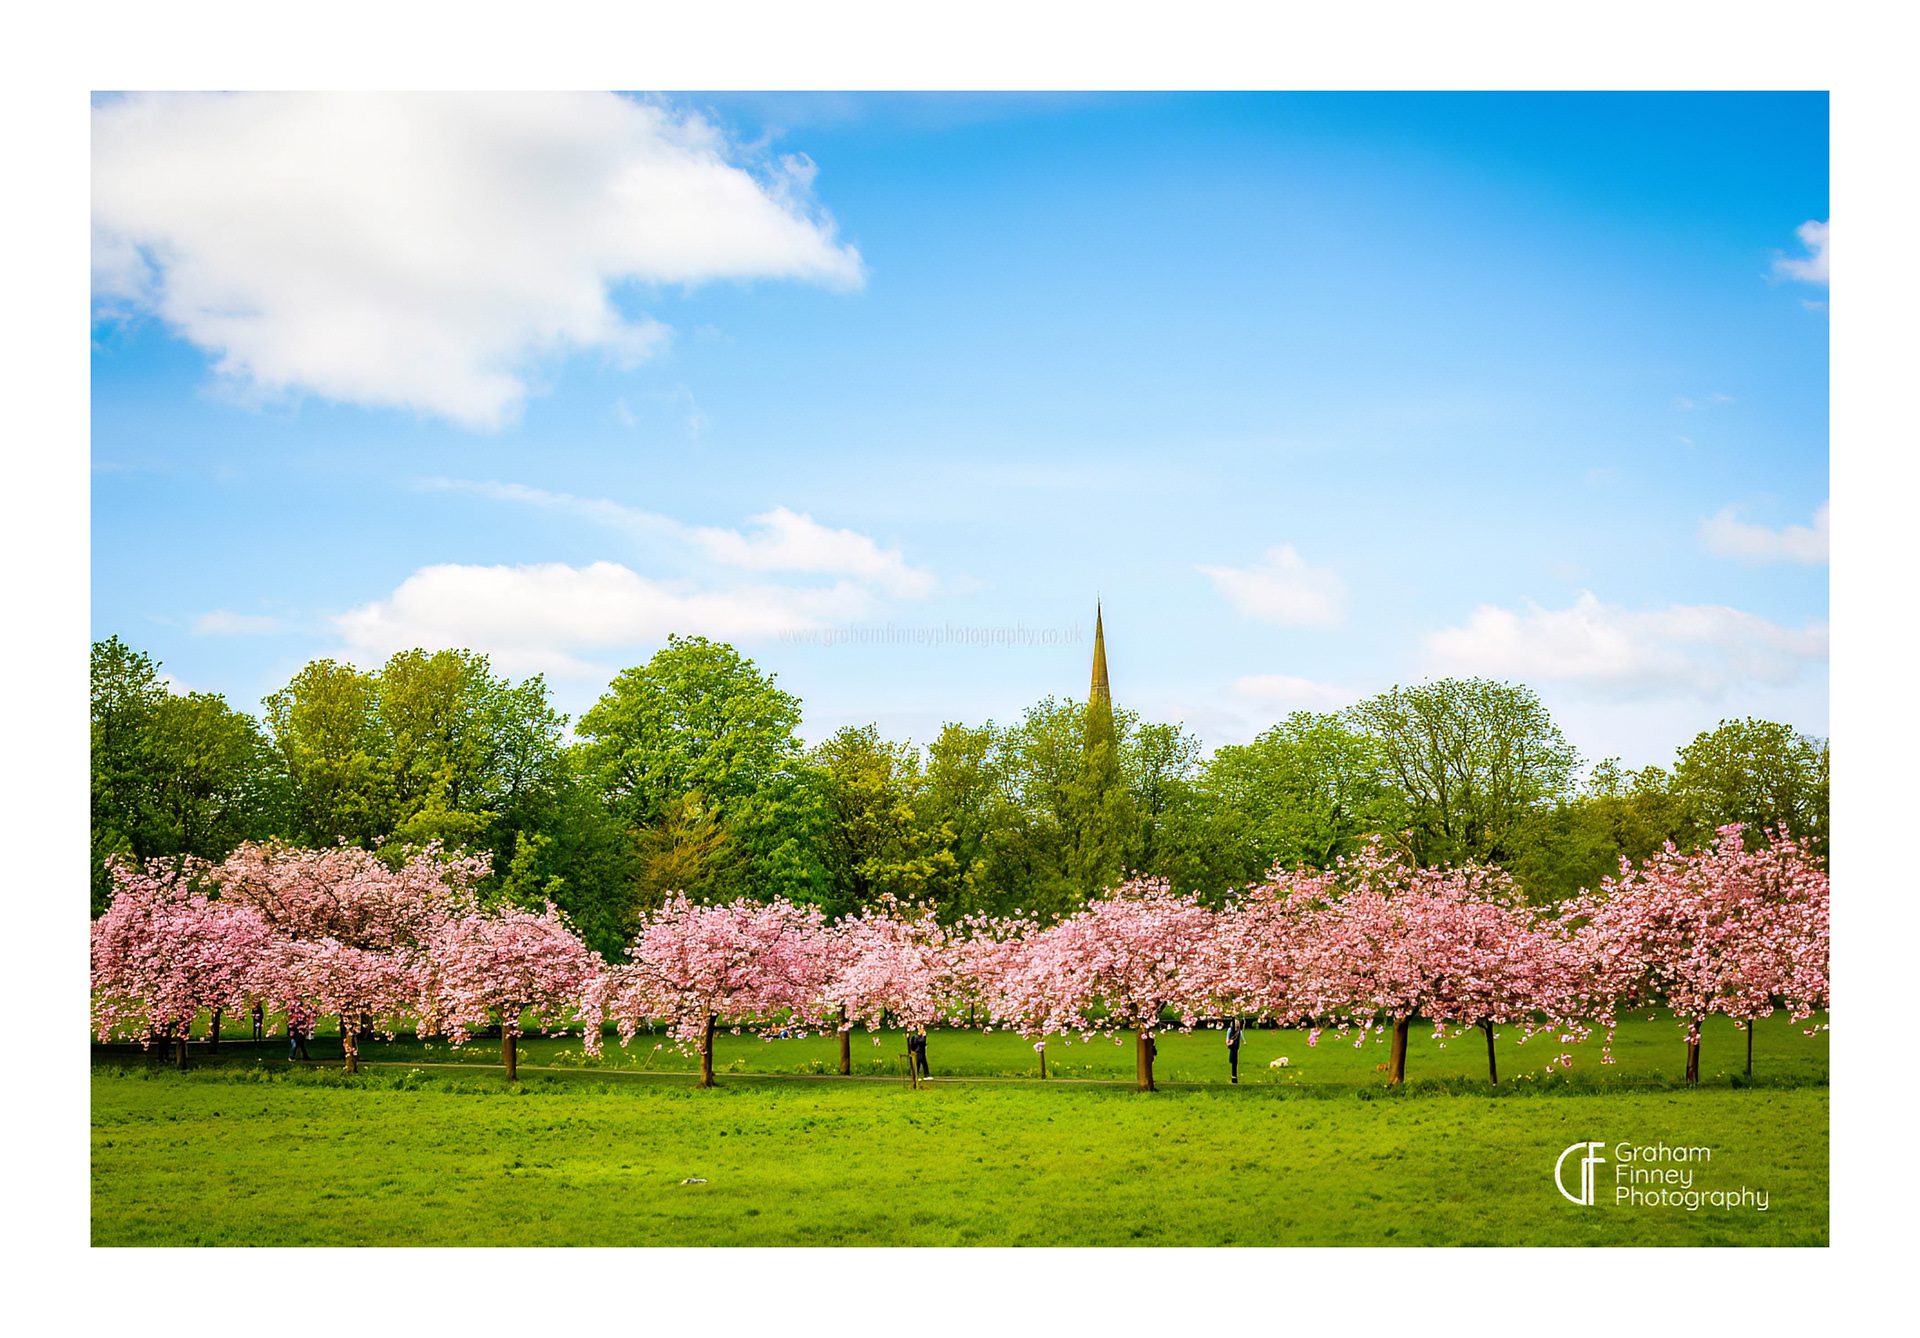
[1088,600,1113,731]
[1090,600,1111,710]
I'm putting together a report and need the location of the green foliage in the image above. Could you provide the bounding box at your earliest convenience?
[1190,712,1406,890]
[90,637,280,913]
[1674,718,1829,858]
[1345,677,1579,867]
[812,724,958,918]
[574,635,832,910]
[91,632,1829,941]
[262,649,568,868]
[1504,759,1697,905]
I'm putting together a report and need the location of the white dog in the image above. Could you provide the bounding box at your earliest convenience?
[1269,1056,1290,1068]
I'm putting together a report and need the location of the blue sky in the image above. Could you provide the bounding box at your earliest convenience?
[91,91,1829,767]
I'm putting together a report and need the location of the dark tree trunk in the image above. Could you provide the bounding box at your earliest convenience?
[503,1031,518,1083]
[1746,1018,1754,1076]
[1685,1021,1701,1084]
[839,1006,851,1075]
[209,1009,221,1054]
[1387,1017,1409,1085]
[1136,1031,1157,1091]
[699,1013,717,1087]
[1039,1046,1047,1079]
[1482,1019,1498,1085]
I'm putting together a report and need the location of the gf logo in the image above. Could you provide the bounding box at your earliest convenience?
[1555,1141,1606,1205]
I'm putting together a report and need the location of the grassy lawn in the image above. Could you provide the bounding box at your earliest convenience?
[146,1007,1829,1089]
[92,1013,1827,1247]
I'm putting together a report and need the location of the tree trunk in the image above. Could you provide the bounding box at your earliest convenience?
[1039,1047,1046,1079]
[209,1009,221,1054]
[1685,1021,1701,1084]
[1745,1018,1753,1077]
[175,1032,188,1070]
[699,1013,717,1087]
[504,1031,518,1083]
[839,1007,851,1075]
[1136,1030,1157,1091]
[343,1025,359,1075]
[1387,1017,1409,1085]
[1481,1019,1498,1085]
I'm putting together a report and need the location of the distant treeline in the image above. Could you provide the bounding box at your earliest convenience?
[91,634,1829,959]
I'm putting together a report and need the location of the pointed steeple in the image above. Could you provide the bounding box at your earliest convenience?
[1089,600,1112,712]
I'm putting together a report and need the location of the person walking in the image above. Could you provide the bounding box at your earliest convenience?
[251,1002,264,1041]
[1226,1016,1244,1084]
[909,1028,929,1079]
[287,1004,312,1062]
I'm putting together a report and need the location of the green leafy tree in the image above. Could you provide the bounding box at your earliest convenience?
[1122,720,1206,875]
[262,649,569,869]
[918,722,1001,920]
[812,724,958,917]
[1345,678,1578,867]
[1196,711,1404,883]
[962,697,1139,920]
[262,658,387,845]
[1505,759,1695,906]
[90,637,279,913]
[574,636,832,908]
[1673,718,1829,858]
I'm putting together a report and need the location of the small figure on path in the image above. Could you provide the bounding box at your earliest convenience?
[251,1002,264,1041]
[287,1004,312,1062]
[1226,1016,1244,1084]
[909,1028,929,1078]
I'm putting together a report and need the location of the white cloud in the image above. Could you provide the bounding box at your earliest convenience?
[192,610,278,635]
[92,93,864,429]
[333,561,876,678]
[1700,502,1829,565]
[1196,544,1347,626]
[1423,591,1827,698]
[688,506,935,597]
[423,480,935,596]
[1229,674,1358,710]
[1773,219,1829,285]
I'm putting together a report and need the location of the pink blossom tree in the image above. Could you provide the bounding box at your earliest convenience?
[816,905,962,1075]
[418,904,601,1082]
[210,840,486,950]
[981,881,1222,1091]
[585,895,831,1086]
[91,857,278,1068]
[1561,824,1829,1082]
[274,938,419,1074]
[208,840,489,1061]
[1268,843,1572,1086]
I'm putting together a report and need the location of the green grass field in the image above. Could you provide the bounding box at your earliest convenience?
[91,1012,1827,1247]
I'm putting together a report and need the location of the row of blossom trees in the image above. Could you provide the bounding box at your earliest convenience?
[92,826,1828,1090]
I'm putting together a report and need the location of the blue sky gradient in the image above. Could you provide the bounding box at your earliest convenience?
[91,92,1829,767]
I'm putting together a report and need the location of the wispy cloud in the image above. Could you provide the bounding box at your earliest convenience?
[1700,502,1829,565]
[92,93,864,429]
[193,610,279,635]
[1230,674,1358,710]
[1772,219,1829,285]
[1423,591,1827,699]
[1196,544,1347,626]
[334,562,876,678]
[424,479,936,596]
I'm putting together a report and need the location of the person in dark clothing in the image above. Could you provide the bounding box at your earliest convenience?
[1226,1016,1244,1084]
[287,1005,312,1061]
[251,1003,264,1041]
[909,1029,929,1078]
